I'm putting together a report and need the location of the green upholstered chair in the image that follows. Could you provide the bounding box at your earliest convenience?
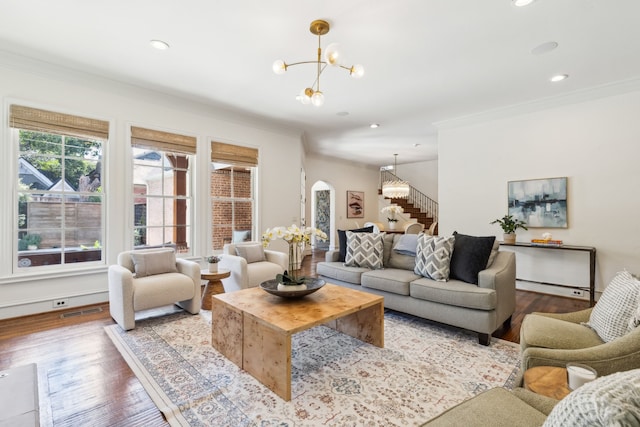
[421,387,557,426]
[517,308,640,385]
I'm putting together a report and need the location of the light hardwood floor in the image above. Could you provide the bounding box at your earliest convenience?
[0,249,590,426]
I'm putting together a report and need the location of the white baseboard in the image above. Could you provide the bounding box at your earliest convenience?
[516,280,596,301]
[0,291,109,320]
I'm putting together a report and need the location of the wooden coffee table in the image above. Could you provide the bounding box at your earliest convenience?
[524,366,571,400]
[211,283,384,401]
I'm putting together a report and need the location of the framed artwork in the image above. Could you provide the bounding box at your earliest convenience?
[346,190,364,218]
[508,177,568,228]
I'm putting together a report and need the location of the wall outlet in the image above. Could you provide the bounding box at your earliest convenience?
[571,290,584,297]
[52,298,69,308]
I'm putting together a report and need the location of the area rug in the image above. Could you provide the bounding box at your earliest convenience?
[105,310,520,427]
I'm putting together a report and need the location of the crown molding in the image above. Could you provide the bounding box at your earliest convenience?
[434,77,640,131]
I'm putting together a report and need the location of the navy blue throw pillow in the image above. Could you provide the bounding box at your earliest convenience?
[449,232,496,285]
[338,226,374,262]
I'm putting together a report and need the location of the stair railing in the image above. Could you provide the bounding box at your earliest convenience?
[380,170,439,224]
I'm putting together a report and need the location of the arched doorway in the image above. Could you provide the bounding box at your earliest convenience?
[311,180,335,250]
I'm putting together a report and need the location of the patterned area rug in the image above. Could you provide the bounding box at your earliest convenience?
[105,310,520,427]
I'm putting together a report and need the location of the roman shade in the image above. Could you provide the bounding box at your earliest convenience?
[10,105,109,140]
[211,141,258,167]
[131,126,196,154]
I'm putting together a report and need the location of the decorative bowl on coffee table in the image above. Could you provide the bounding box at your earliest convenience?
[260,278,325,298]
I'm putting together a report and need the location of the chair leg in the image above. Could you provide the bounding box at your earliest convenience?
[478,333,490,346]
[503,315,512,328]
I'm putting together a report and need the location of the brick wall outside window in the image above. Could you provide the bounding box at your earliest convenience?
[211,168,253,249]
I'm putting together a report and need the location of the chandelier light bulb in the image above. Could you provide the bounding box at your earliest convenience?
[324,43,341,66]
[272,59,287,75]
[311,91,325,107]
[350,64,365,79]
[298,88,312,104]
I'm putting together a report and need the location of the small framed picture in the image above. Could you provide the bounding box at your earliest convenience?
[347,191,364,218]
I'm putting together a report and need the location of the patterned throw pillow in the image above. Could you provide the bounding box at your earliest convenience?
[543,369,640,427]
[587,270,640,342]
[414,234,456,281]
[344,231,384,269]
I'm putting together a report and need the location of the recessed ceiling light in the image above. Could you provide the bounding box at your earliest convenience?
[531,41,558,55]
[513,0,535,6]
[550,74,569,82]
[370,123,380,129]
[150,39,170,50]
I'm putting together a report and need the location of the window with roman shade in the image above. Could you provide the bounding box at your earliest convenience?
[210,141,258,250]
[10,104,108,270]
[131,126,196,254]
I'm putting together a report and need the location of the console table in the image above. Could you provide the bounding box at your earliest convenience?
[499,242,596,306]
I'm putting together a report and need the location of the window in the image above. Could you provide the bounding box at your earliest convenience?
[211,141,258,250]
[131,126,195,254]
[11,105,108,270]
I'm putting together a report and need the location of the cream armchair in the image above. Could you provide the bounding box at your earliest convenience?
[219,242,287,292]
[517,308,640,385]
[108,248,201,330]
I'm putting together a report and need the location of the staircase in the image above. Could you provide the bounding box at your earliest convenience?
[379,170,438,231]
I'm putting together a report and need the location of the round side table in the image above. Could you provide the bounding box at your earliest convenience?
[200,269,230,310]
[523,366,571,400]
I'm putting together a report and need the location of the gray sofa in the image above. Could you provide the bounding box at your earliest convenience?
[317,233,516,345]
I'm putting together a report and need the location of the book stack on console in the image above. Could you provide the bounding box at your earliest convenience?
[531,239,564,247]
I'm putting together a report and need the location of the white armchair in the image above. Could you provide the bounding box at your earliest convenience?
[219,242,287,293]
[108,248,201,330]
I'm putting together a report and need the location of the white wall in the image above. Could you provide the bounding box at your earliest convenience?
[398,159,439,201]
[438,89,640,296]
[304,153,379,249]
[0,55,303,319]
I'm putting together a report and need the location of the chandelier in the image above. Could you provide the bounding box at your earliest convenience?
[272,19,364,107]
[382,154,410,199]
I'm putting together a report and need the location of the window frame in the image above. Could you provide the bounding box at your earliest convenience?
[11,125,106,273]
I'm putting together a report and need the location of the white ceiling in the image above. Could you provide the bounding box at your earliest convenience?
[1,0,640,167]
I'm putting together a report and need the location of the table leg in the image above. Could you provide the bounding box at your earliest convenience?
[202,280,225,310]
[211,299,243,367]
[328,301,385,347]
[243,315,292,401]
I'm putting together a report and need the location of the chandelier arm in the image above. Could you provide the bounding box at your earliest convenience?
[309,63,328,91]
[285,60,328,67]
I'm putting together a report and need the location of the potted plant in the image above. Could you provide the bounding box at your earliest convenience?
[381,205,404,230]
[207,255,221,273]
[22,234,42,250]
[490,215,528,244]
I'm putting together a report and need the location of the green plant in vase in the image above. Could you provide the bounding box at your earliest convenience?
[490,214,528,244]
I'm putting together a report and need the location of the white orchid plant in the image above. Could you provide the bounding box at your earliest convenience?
[381,205,404,222]
[262,224,328,285]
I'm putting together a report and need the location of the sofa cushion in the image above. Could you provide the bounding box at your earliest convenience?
[410,278,497,310]
[316,261,368,285]
[337,226,374,262]
[130,249,178,278]
[449,232,495,285]
[361,269,421,296]
[388,234,417,270]
[235,244,266,263]
[345,231,384,269]
[382,232,396,266]
[586,270,640,342]
[414,234,455,281]
[543,369,640,427]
